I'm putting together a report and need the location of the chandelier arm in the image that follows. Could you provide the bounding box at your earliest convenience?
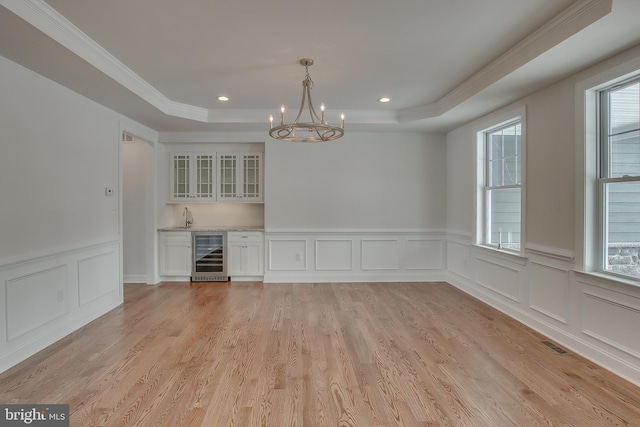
[291,80,308,125]
[306,85,323,124]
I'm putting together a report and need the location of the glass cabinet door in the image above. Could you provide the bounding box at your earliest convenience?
[217,153,262,201]
[217,153,238,200]
[242,154,261,200]
[170,153,216,201]
[196,154,214,199]
[171,154,190,199]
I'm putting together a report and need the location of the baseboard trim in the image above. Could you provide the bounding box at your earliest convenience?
[123,274,147,283]
[264,272,447,283]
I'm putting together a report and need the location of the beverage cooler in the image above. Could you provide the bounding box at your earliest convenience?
[191,232,228,281]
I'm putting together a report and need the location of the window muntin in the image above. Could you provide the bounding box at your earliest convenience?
[484,121,522,251]
[599,79,640,279]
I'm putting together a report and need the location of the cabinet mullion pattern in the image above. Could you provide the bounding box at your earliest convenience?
[172,154,190,199]
[218,154,237,199]
[196,155,214,199]
[243,154,260,199]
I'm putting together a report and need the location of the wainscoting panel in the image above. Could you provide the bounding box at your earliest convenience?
[582,286,640,360]
[447,235,640,386]
[268,239,307,271]
[78,250,119,307]
[529,261,569,324]
[406,239,442,270]
[5,265,69,341]
[447,237,471,280]
[0,240,122,374]
[361,239,399,270]
[315,239,352,271]
[475,256,521,302]
[265,231,446,282]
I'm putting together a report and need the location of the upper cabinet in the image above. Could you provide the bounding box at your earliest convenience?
[169,153,216,202]
[169,151,263,203]
[217,152,263,202]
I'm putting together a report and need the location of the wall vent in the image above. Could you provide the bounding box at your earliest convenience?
[541,340,569,355]
[122,132,134,142]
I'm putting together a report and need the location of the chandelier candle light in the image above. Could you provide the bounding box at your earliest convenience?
[269,59,344,142]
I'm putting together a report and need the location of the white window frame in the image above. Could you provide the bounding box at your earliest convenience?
[474,106,527,256]
[576,55,640,284]
[598,77,640,279]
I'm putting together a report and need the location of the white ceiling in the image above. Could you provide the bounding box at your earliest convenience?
[1,0,639,134]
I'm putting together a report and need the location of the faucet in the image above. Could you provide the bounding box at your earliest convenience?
[183,207,193,228]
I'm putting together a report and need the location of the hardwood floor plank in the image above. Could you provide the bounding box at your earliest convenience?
[2,281,640,426]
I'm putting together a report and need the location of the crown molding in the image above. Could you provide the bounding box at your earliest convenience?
[1,0,612,126]
[398,0,612,123]
[165,100,208,122]
[0,0,208,122]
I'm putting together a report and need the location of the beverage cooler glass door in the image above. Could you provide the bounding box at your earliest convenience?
[192,232,227,281]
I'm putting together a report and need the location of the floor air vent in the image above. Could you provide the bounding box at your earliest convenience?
[541,340,569,355]
[192,275,228,282]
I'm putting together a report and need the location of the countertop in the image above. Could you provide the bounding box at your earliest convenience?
[158,226,264,232]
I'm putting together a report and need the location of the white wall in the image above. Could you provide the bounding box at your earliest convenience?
[445,44,640,386]
[265,132,447,231]
[0,55,153,373]
[446,124,474,237]
[262,132,447,282]
[0,56,120,260]
[123,137,153,282]
[157,134,447,232]
[525,78,576,251]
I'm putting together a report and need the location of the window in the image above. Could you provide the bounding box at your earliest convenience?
[598,77,640,279]
[477,117,523,252]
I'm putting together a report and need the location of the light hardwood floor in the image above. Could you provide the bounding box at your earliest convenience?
[1,281,640,426]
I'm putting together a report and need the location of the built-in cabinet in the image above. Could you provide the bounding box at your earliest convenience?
[159,232,191,276]
[169,151,262,203]
[159,230,264,280]
[217,152,263,202]
[227,231,264,277]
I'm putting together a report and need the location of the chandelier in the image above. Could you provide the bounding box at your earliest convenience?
[269,59,344,142]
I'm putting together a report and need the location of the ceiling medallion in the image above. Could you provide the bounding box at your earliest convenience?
[269,59,344,142]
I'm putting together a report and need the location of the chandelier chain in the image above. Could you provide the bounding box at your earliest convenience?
[304,65,314,89]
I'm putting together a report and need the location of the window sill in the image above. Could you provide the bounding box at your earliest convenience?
[574,270,640,290]
[472,244,527,266]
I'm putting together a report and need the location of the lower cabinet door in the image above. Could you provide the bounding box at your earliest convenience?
[159,232,191,276]
[227,232,264,277]
[228,242,245,276]
[244,243,264,276]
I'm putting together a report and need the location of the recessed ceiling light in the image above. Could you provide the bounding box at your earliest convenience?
[217,96,229,102]
[378,97,391,103]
